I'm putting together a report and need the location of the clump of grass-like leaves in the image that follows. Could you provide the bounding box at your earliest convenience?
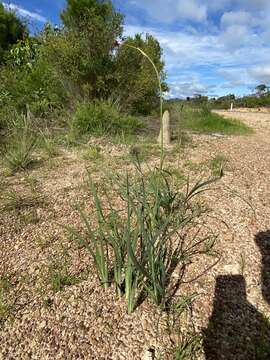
[66,162,220,313]
[2,115,37,173]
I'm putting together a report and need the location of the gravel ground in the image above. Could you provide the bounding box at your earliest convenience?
[0,110,270,359]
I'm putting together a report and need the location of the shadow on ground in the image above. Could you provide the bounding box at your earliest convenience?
[255,230,270,306]
[203,274,270,360]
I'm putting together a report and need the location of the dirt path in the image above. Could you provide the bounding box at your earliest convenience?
[186,110,270,358]
[0,111,270,359]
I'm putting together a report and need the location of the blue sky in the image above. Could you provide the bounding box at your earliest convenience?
[3,0,270,99]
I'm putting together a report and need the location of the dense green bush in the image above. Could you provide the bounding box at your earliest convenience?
[43,0,123,101]
[0,39,68,120]
[61,0,123,32]
[0,3,28,63]
[0,0,166,133]
[71,100,142,136]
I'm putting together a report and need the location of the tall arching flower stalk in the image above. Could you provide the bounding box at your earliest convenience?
[120,42,164,168]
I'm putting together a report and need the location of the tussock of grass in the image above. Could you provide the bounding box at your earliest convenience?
[1,116,37,174]
[82,144,102,162]
[181,108,253,135]
[209,155,229,176]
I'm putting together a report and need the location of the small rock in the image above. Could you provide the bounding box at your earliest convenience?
[142,348,155,360]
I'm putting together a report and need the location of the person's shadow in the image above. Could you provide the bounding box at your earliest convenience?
[203,275,270,360]
[255,230,270,305]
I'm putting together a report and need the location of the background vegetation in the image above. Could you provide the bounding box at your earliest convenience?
[0,0,256,161]
[168,83,270,111]
[0,0,166,136]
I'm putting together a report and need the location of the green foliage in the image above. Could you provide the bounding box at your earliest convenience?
[209,94,235,110]
[173,106,253,135]
[61,0,123,31]
[82,144,102,161]
[2,116,37,173]
[0,189,38,212]
[210,90,270,109]
[169,90,270,111]
[114,33,167,114]
[0,274,14,323]
[40,134,59,158]
[174,334,202,360]
[129,144,161,162]
[0,48,67,120]
[192,94,209,107]
[8,38,39,68]
[0,0,166,132]
[209,155,228,177]
[0,3,28,63]
[48,257,83,293]
[239,93,270,108]
[43,0,123,100]
[71,100,142,136]
[66,164,219,313]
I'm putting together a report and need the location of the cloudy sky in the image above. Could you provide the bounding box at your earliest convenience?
[3,0,270,98]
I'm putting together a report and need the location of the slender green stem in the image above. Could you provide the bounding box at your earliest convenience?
[122,43,164,169]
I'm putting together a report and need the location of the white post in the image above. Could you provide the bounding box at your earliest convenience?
[230,103,234,112]
[158,110,171,146]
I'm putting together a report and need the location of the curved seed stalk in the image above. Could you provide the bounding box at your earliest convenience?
[122,43,164,168]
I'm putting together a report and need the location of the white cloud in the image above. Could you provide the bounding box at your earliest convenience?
[3,2,47,23]
[236,0,270,11]
[221,11,252,28]
[167,80,215,99]
[123,0,270,97]
[205,0,270,12]
[124,24,270,97]
[126,0,270,24]
[125,25,268,69]
[130,0,207,23]
[219,25,252,49]
[176,0,207,22]
[249,64,270,83]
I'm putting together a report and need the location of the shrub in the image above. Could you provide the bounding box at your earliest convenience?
[0,1,167,128]
[0,59,67,123]
[42,0,123,101]
[0,34,68,128]
[71,100,142,136]
[0,3,28,63]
